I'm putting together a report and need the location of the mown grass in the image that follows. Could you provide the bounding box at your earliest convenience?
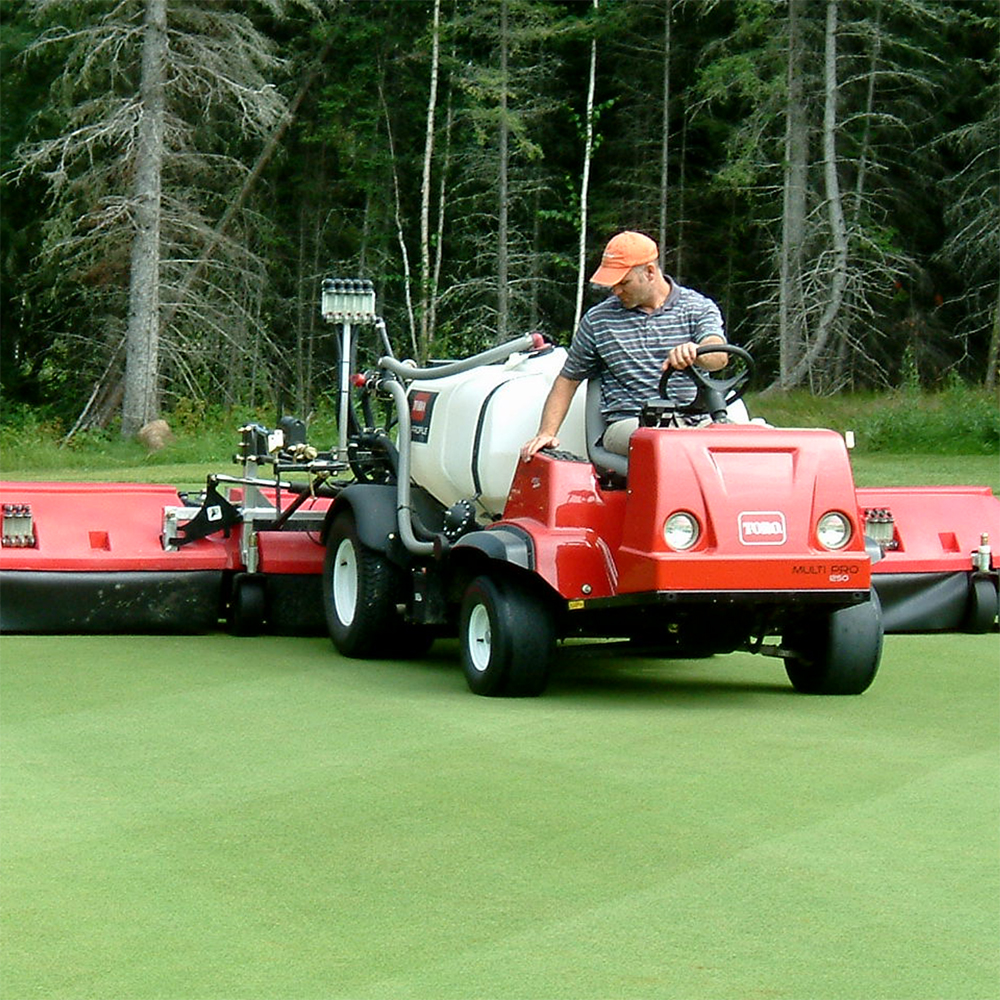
[3,631,998,1000]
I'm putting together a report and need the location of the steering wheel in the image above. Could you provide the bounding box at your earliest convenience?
[657,343,755,422]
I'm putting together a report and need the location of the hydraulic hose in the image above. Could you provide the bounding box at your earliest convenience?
[378,332,544,383]
[382,378,436,556]
[374,317,395,358]
[377,333,544,556]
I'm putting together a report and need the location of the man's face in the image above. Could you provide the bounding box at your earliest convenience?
[611,265,653,310]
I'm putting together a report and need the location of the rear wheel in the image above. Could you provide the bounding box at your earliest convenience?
[323,510,402,657]
[459,574,555,697]
[230,573,267,637]
[784,589,883,695]
[963,575,998,634]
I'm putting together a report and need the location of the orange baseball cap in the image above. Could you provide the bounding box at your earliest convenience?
[590,231,659,286]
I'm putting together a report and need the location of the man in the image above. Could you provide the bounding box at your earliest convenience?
[520,230,727,462]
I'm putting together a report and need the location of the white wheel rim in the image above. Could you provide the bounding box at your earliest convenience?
[332,538,358,626]
[467,603,492,673]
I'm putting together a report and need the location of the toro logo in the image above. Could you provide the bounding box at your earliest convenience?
[738,510,787,545]
[409,390,437,443]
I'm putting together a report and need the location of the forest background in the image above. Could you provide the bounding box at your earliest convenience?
[1,0,997,442]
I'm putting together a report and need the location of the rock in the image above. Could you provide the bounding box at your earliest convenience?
[137,419,174,451]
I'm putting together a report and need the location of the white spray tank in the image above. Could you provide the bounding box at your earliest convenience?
[407,345,587,517]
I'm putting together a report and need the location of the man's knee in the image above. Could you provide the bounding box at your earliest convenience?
[603,418,639,455]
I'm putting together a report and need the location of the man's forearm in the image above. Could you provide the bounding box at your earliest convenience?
[537,375,580,436]
[696,335,727,371]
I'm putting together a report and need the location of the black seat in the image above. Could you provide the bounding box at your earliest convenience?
[585,379,629,484]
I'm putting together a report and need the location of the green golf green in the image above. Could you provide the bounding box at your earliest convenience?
[2,632,997,999]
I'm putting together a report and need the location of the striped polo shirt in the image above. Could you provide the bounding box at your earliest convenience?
[561,277,726,423]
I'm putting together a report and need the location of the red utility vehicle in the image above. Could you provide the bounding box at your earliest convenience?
[2,278,996,697]
[323,341,886,696]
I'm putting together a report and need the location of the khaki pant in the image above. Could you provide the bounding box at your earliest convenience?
[603,413,712,455]
[602,418,640,456]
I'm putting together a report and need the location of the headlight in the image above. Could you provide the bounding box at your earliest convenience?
[664,511,700,550]
[817,511,852,550]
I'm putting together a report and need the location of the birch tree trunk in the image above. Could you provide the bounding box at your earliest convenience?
[658,0,672,269]
[497,0,510,341]
[379,77,418,357]
[418,0,441,362]
[121,0,167,437]
[429,89,454,345]
[573,0,599,332]
[675,113,687,281]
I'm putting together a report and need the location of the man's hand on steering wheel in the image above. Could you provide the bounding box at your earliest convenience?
[655,342,755,422]
[662,337,727,373]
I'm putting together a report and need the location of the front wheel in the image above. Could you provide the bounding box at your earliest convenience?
[459,574,556,697]
[784,589,883,695]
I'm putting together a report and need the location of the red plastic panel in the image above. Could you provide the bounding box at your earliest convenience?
[256,530,326,575]
[616,426,868,595]
[858,485,999,575]
[500,426,872,601]
[0,481,241,572]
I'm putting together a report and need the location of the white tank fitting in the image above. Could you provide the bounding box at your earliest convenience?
[975,532,991,572]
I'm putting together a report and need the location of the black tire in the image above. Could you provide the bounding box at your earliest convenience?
[323,510,403,657]
[459,574,555,697]
[230,573,266,637]
[963,575,998,634]
[784,588,883,695]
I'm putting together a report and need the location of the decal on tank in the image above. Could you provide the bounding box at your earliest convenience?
[409,390,438,443]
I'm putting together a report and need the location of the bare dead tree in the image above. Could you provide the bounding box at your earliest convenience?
[11,0,288,436]
[121,0,166,435]
[935,68,1000,388]
[777,0,809,387]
